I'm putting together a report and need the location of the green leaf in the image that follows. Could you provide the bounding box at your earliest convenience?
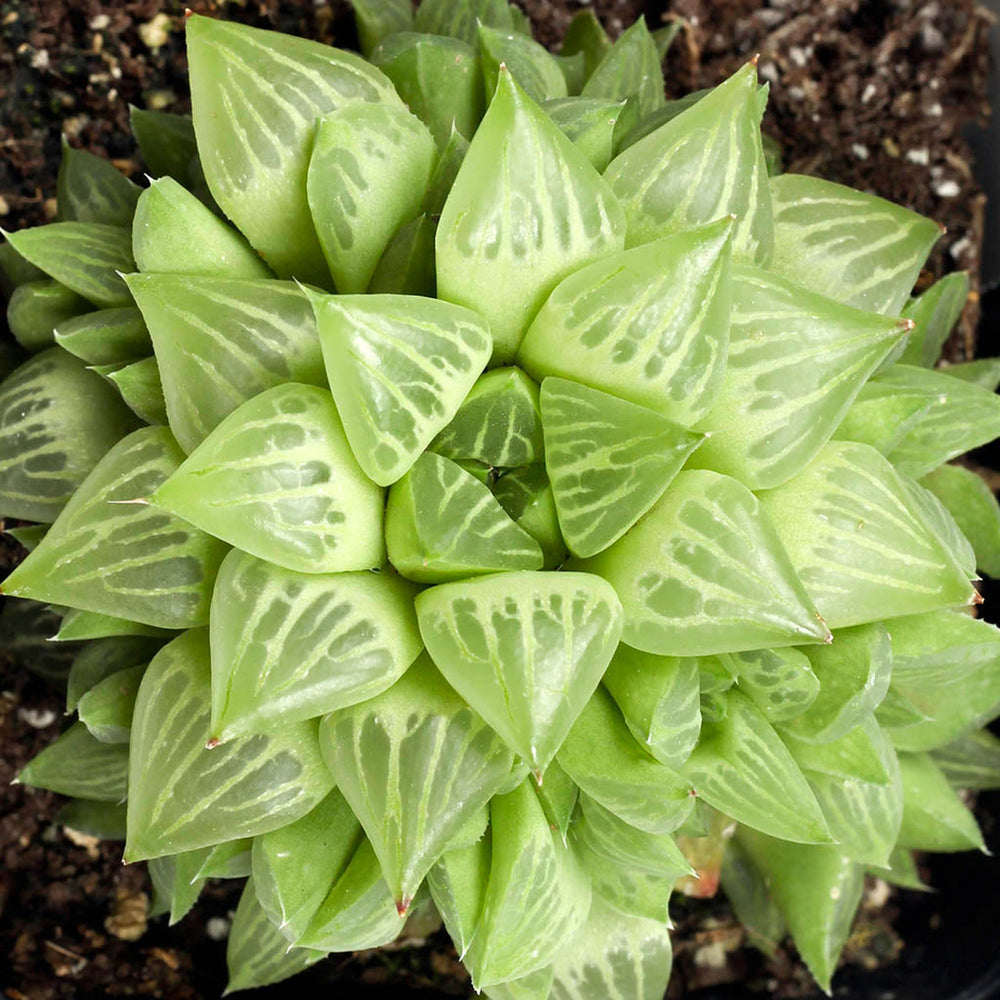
[0,236,47,296]
[437,69,626,363]
[604,63,772,264]
[3,426,228,629]
[942,357,1000,391]
[413,0,512,46]
[54,307,150,366]
[888,609,1000,687]
[350,0,413,55]
[900,474,977,580]
[197,839,254,879]
[478,24,567,103]
[129,107,198,185]
[492,465,567,570]
[737,830,863,993]
[757,441,975,629]
[4,524,47,551]
[147,853,207,925]
[602,646,702,769]
[57,142,141,227]
[58,798,128,841]
[541,376,704,558]
[690,265,911,489]
[416,571,623,775]
[386,453,543,582]
[77,663,145,743]
[534,760,578,844]
[723,647,819,723]
[768,173,941,316]
[17,721,129,801]
[310,291,491,485]
[579,469,829,655]
[7,280,91,353]
[186,14,404,286]
[896,751,985,852]
[102,357,169,426]
[307,105,436,294]
[581,19,664,118]
[558,687,693,833]
[898,271,969,368]
[719,838,786,957]
[56,607,174,643]
[430,366,543,468]
[209,550,422,739]
[125,274,325,454]
[868,845,930,892]
[875,684,930,732]
[252,789,363,942]
[682,689,832,843]
[554,52,586,97]
[422,126,470,215]
[126,629,335,861]
[150,383,384,574]
[296,837,406,951]
[486,968,554,1000]
[0,598,79,687]
[0,347,139,521]
[368,213,436,296]
[783,717,893,786]
[561,10,611,79]
[226,878,326,994]
[132,176,272,279]
[651,22,681,60]
[931,729,1000,790]
[466,779,591,990]
[614,90,710,154]
[319,654,515,910]
[427,833,492,959]
[575,842,673,924]
[3,222,134,308]
[922,464,1000,578]
[542,97,630,172]
[517,220,733,426]
[65,635,163,711]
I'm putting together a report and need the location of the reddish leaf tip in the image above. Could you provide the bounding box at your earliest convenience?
[396,897,412,917]
[205,737,221,750]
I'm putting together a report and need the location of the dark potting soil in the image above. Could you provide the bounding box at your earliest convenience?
[0,1,996,998]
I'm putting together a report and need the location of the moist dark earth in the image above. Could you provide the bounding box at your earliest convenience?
[0,1,995,998]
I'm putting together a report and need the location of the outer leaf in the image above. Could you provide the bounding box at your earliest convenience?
[54,307,151,366]
[575,843,673,924]
[896,751,985,852]
[943,357,1000,391]
[55,608,171,642]
[579,470,829,655]
[8,280,90,353]
[931,729,1000,790]
[719,838,786,957]
[478,24,567,103]
[351,0,414,55]
[226,878,325,994]
[59,798,128,841]
[604,63,772,263]
[150,383,385,574]
[16,721,129,802]
[209,550,422,739]
[542,97,630,172]
[386,452,543,582]
[768,173,940,316]
[186,14,404,286]
[561,10,611,79]
[132,177,272,279]
[125,274,326,453]
[0,239,46,297]
[691,265,911,488]
[129,108,197,185]
[492,465,567,570]
[77,664,145,744]
[412,0,512,46]
[311,292,491,485]
[65,635,163,711]
[723,646,819,723]
[3,427,228,629]
[922,464,1000,578]
[875,684,930,732]
[126,629,335,861]
[197,839,253,880]
[869,845,931,892]
[466,779,591,989]
[900,474,977,580]
[1,598,79,687]
[319,655,515,910]
[602,646,702,769]
[3,222,134,307]
[783,717,892,786]
[898,270,969,368]
[427,833,492,959]
[437,69,626,363]
[681,690,832,843]
[581,19,664,118]
[56,142,141,227]
[4,524,47,551]
[486,968,554,1000]
[887,610,1000,687]
[518,221,732,425]
[430,367,543,468]
[757,441,976,629]
[0,347,138,521]
[103,357,168,426]
[147,854,206,925]
[541,377,704,557]
[307,105,436,294]
[416,571,623,775]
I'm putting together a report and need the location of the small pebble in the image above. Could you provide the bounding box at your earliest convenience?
[926,101,943,116]
[139,12,172,51]
[906,148,930,165]
[852,144,870,160]
[18,706,57,728]
[934,179,960,198]
[206,916,231,941]
[861,82,877,103]
[89,13,110,30]
[30,49,50,71]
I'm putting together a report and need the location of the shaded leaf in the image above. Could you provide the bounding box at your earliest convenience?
[542,97,630,172]
[922,464,1000,578]
[78,663,145,743]
[422,126,469,216]
[783,717,893,786]
[198,839,253,879]
[65,635,163,711]
[350,0,413,55]
[724,646,819,724]
[898,270,969,368]
[129,107,198,185]
[427,833,492,959]
[412,0,512,46]
[492,465,567,570]
[368,214,436,296]
[58,798,128,841]
[930,729,1000,790]
[897,751,985,852]
[478,24,567,103]
[581,19,664,118]
[719,837,786,957]
[102,357,169,426]
[561,10,611,79]
[17,722,128,801]
[7,279,91,353]
[57,143,140,226]
[54,307,150,366]
[147,853,206,925]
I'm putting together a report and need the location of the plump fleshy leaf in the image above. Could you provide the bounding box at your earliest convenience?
[944,357,1000,391]
[416,571,623,775]
[427,833,492,959]
[719,838,786,957]
[150,383,385,574]
[580,18,664,118]
[604,63,772,263]
[690,265,911,488]
[4,524,46,551]
[147,853,207,925]
[931,729,1000,790]
[54,307,151,366]
[412,0,512,45]
[0,347,138,521]
[478,24,567,103]
[922,464,1000,577]
[55,608,171,642]
[7,279,91,353]
[575,841,674,925]
[422,125,470,215]
[17,721,129,801]
[0,239,46,298]
[307,105,436,294]
[518,221,732,426]
[186,14,404,286]
[210,550,422,739]
[437,69,626,363]
[3,222,134,307]
[129,107,198,185]
[77,663,145,744]
[57,142,141,227]
[757,441,976,629]
[311,291,491,485]
[466,779,591,989]
[896,751,985,852]
[723,647,819,723]
[3,427,228,629]
[430,367,543,468]
[319,655,515,910]
[59,798,127,842]
[579,470,829,655]
[126,629,335,861]
[102,357,168,426]
[898,271,969,368]
[368,213,436,296]
[533,760,578,844]
[492,465,567,570]
[869,845,931,892]
[541,377,704,557]
[351,0,414,55]
[768,173,940,316]
[386,452,543,582]
[783,717,892,786]
[561,9,611,78]
[65,635,163,712]
[132,176,272,279]
[542,97,630,172]
[602,646,702,769]
[875,684,931,733]
[125,274,326,453]
[197,839,253,879]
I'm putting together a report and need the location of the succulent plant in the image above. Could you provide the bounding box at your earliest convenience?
[3,3,1000,997]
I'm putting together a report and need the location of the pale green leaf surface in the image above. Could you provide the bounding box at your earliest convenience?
[897,751,985,852]
[129,108,197,185]
[351,0,413,55]
[65,635,163,711]
[900,475,977,580]
[887,609,1000,687]
[57,142,141,227]
[103,357,169,427]
[783,717,893,786]
[942,357,1000,391]
[724,646,819,723]
[492,465,567,570]
[922,464,1000,578]
[868,845,930,892]
[77,663,145,743]
[875,684,930,732]
[17,721,128,802]
[575,841,674,924]
[427,833,492,959]
[7,280,90,353]
[54,307,151,366]
[581,19,664,118]
[542,97,630,172]
[197,839,253,879]
[898,270,968,368]
[412,0,512,46]
[479,24,567,103]
[486,967,555,1000]
[4,524,47,551]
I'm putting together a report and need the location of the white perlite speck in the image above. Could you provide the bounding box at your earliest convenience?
[934,180,960,198]
[906,148,930,165]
